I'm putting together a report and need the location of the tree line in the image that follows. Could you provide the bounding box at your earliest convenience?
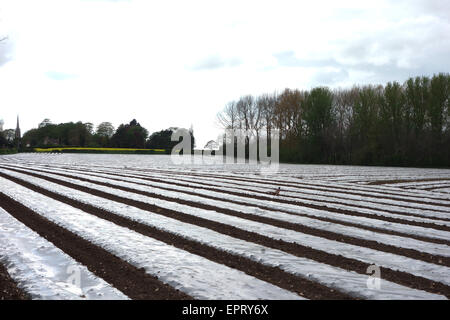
[0,119,195,152]
[217,73,450,167]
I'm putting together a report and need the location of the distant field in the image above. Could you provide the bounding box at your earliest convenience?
[0,153,449,300]
[33,147,166,154]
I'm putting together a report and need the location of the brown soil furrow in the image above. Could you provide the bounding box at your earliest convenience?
[0,192,191,300]
[40,165,450,231]
[39,162,446,217]
[0,169,449,298]
[164,173,450,210]
[48,168,450,243]
[131,175,450,224]
[4,168,450,267]
[55,163,447,208]
[110,166,450,206]
[0,173,348,300]
[30,162,450,205]
[119,171,450,217]
[368,178,450,185]
[3,164,449,244]
[58,163,450,215]
[15,168,450,266]
[425,185,450,191]
[0,262,30,300]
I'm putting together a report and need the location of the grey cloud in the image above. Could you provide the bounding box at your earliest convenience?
[274,48,447,87]
[0,37,13,67]
[273,50,404,85]
[273,51,341,69]
[339,23,450,83]
[313,69,349,86]
[397,0,450,19]
[191,55,242,71]
[273,51,351,86]
[273,9,450,87]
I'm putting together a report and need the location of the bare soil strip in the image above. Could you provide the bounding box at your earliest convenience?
[113,170,450,217]
[187,177,450,214]
[0,192,191,300]
[32,170,450,266]
[164,173,450,211]
[368,178,450,185]
[133,175,450,225]
[0,170,448,298]
[2,165,449,245]
[38,165,450,232]
[54,161,450,216]
[0,174,349,300]
[425,185,450,191]
[51,168,450,243]
[43,162,449,217]
[110,166,450,204]
[30,163,450,205]
[0,262,29,300]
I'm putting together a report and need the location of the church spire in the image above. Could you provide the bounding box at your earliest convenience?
[15,115,21,139]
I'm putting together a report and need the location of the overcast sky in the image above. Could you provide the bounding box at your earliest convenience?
[0,0,449,147]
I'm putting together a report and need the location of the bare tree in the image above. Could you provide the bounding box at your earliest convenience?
[258,92,277,139]
[236,95,254,133]
[333,87,358,138]
[217,101,238,131]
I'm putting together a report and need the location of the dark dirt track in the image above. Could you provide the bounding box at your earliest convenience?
[0,263,29,300]
[0,166,449,299]
[0,192,191,300]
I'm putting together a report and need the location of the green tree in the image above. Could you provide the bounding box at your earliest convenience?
[94,122,115,147]
[350,85,382,164]
[111,119,149,148]
[146,127,195,153]
[0,131,7,147]
[303,87,334,162]
[429,74,448,141]
[146,129,178,150]
[405,76,429,137]
[428,73,450,165]
[96,122,115,138]
[3,129,16,146]
[378,81,406,164]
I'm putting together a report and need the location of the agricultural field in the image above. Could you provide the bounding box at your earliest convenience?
[0,153,449,300]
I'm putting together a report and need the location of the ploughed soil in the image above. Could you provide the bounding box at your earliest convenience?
[0,171,351,300]
[34,164,450,227]
[367,178,450,185]
[73,166,450,236]
[0,263,29,300]
[117,166,450,208]
[0,167,449,298]
[0,192,192,300]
